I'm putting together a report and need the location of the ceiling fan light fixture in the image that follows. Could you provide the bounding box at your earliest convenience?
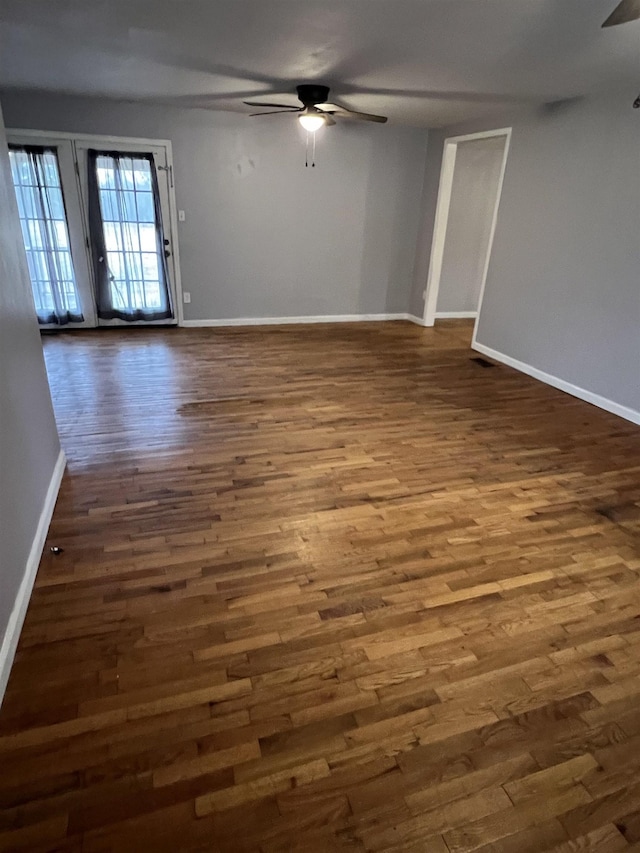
[298,113,326,132]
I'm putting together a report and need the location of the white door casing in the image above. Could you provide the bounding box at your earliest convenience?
[423,128,512,335]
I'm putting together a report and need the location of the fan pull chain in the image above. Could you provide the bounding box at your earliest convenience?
[304,130,318,167]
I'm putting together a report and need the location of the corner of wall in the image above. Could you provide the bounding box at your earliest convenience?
[0,450,66,705]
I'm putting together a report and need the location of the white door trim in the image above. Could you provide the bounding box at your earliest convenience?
[422,127,512,328]
[422,141,457,327]
[8,128,173,149]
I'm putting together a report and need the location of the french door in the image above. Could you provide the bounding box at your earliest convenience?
[7,131,180,329]
[8,137,96,328]
[76,140,177,326]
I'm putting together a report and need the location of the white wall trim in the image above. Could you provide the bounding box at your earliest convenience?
[406,314,429,326]
[435,311,478,319]
[181,313,419,328]
[472,341,640,427]
[0,449,66,706]
[8,127,173,149]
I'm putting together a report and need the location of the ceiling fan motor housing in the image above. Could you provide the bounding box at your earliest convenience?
[296,84,330,106]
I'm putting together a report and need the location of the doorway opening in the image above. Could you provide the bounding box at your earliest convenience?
[423,128,511,330]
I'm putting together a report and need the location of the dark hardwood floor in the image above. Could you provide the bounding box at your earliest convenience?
[2,319,640,852]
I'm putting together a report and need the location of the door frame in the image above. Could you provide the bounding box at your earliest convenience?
[422,127,512,333]
[7,128,185,327]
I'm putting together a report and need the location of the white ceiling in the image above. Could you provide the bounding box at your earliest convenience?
[0,0,638,127]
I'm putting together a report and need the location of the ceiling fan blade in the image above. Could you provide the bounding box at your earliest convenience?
[249,109,301,116]
[318,103,387,123]
[244,101,301,109]
[323,115,337,126]
[602,0,640,26]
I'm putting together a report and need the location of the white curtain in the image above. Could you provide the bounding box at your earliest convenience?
[87,150,173,322]
[9,145,83,325]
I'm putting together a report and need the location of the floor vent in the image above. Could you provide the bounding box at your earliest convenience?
[595,503,640,535]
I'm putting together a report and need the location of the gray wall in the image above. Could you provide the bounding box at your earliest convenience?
[0,104,61,654]
[1,92,429,321]
[437,135,505,314]
[412,94,640,415]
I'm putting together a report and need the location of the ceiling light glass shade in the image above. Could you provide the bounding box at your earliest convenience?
[298,113,326,132]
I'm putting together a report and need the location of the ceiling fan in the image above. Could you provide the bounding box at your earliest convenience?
[602,0,640,107]
[602,0,640,26]
[244,84,388,131]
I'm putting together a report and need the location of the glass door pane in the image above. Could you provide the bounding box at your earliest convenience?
[9,146,85,326]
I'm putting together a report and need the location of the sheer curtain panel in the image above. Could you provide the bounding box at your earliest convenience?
[87,150,174,322]
[9,145,84,325]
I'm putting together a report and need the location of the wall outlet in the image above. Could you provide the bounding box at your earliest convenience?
[178,210,186,222]
[183,291,191,304]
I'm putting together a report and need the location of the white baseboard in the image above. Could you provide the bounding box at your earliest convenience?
[0,449,66,705]
[435,311,478,319]
[406,314,429,326]
[182,313,417,328]
[473,341,640,427]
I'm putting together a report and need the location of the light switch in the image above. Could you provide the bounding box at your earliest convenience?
[178,210,186,222]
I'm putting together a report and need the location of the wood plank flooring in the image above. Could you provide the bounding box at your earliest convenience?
[2,319,640,851]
